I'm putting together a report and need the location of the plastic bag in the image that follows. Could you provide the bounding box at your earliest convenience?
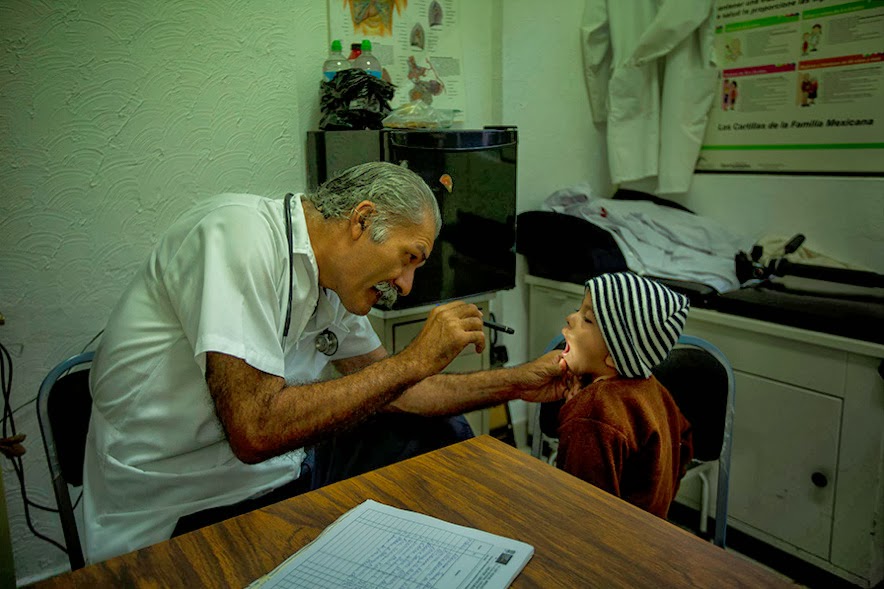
[382,99,453,129]
[319,68,396,130]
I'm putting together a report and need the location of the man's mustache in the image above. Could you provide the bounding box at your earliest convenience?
[375,282,398,309]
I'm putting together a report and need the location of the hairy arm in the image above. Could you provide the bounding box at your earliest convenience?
[207,349,415,464]
[206,301,484,464]
[332,346,388,375]
[386,350,568,415]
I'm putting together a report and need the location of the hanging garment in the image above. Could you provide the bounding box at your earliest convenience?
[582,0,718,194]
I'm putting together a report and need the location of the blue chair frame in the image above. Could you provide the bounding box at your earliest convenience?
[36,351,94,570]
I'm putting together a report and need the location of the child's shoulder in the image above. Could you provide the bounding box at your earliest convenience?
[563,377,654,418]
[580,377,667,413]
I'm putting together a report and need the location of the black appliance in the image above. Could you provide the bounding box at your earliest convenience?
[307,127,518,310]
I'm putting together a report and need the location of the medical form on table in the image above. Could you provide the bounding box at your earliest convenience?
[247,499,534,589]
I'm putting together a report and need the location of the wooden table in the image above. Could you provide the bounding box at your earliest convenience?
[33,436,793,588]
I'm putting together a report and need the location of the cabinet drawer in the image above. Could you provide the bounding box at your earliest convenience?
[684,316,847,398]
[391,318,485,372]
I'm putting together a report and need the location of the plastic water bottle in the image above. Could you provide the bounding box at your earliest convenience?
[352,39,382,79]
[322,39,349,81]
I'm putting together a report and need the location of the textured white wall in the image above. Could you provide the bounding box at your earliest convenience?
[666,174,884,274]
[496,0,612,372]
[0,0,325,583]
[0,1,497,584]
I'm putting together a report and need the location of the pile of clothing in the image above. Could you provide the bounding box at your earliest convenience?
[541,185,756,294]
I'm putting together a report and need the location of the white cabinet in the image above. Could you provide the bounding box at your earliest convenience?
[728,372,840,559]
[525,275,884,588]
[368,297,493,435]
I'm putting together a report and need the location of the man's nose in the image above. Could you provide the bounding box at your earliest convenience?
[394,267,416,296]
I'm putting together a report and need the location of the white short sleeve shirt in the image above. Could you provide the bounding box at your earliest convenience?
[83,194,381,563]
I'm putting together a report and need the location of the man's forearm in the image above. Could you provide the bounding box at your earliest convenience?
[386,349,567,417]
[209,350,429,463]
[388,365,530,416]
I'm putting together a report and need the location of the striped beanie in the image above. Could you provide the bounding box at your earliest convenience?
[585,273,690,379]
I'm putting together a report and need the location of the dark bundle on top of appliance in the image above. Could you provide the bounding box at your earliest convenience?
[319,68,396,131]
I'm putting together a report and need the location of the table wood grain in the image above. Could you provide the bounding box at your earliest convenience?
[32,435,794,588]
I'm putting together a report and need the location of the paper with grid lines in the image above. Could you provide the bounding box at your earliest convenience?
[247,499,533,589]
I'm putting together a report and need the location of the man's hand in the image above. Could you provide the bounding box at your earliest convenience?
[513,350,578,404]
[402,301,485,376]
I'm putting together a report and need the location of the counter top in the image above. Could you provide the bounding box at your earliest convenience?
[526,274,884,356]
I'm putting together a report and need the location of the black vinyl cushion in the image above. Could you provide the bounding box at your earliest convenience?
[715,284,884,345]
[652,348,728,462]
[47,369,92,487]
[516,211,628,285]
[539,346,728,462]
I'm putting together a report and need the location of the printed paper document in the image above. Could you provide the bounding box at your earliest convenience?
[247,499,534,589]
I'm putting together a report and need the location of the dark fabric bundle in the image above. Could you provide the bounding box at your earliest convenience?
[319,68,396,130]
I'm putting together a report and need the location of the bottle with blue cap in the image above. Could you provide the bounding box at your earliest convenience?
[351,39,382,79]
[322,39,350,81]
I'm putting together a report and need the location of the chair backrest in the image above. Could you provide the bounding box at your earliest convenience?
[660,335,735,548]
[36,351,94,571]
[651,342,729,462]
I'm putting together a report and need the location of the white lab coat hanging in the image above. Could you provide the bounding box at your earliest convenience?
[582,0,719,194]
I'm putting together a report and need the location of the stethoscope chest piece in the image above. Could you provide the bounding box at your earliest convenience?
[315,329,339,356]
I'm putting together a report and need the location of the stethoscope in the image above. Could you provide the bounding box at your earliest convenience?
[282,193,338,356]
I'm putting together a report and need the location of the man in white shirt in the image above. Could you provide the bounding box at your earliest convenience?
[83,162,565,563]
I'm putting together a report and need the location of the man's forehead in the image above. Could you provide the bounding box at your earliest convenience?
[398,217,435,255]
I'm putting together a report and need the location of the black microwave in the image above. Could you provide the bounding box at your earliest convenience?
[306,127,518,311]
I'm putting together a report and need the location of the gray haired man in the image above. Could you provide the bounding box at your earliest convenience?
[84,162,565,563]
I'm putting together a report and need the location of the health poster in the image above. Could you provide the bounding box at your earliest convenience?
[328,0,466,121]
[698,0,884,173]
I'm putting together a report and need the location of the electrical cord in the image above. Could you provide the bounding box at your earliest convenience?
[6,330,103,429]
[1,341,68,554]
[1,330,103,553]
[80,330,104,354]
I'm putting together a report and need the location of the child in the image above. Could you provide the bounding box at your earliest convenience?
[554,272,693,519]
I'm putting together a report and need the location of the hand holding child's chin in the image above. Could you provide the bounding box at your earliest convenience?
[561,367,583,402]
[516,351,570,403]
[547,354,581,403]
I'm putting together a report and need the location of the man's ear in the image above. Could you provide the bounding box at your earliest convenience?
[604,354,617,369]
[350,200,375,239]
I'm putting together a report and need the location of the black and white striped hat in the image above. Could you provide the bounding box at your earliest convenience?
[585,273,690,379]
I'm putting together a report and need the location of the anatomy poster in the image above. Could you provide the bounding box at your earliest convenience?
[329,0,466,120]
[698,0,884,173]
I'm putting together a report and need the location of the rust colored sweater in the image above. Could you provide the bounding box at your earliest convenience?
[555,375,693,519]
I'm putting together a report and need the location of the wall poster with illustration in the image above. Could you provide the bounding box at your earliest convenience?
[698,0,884,173]
[328,0,466,122]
